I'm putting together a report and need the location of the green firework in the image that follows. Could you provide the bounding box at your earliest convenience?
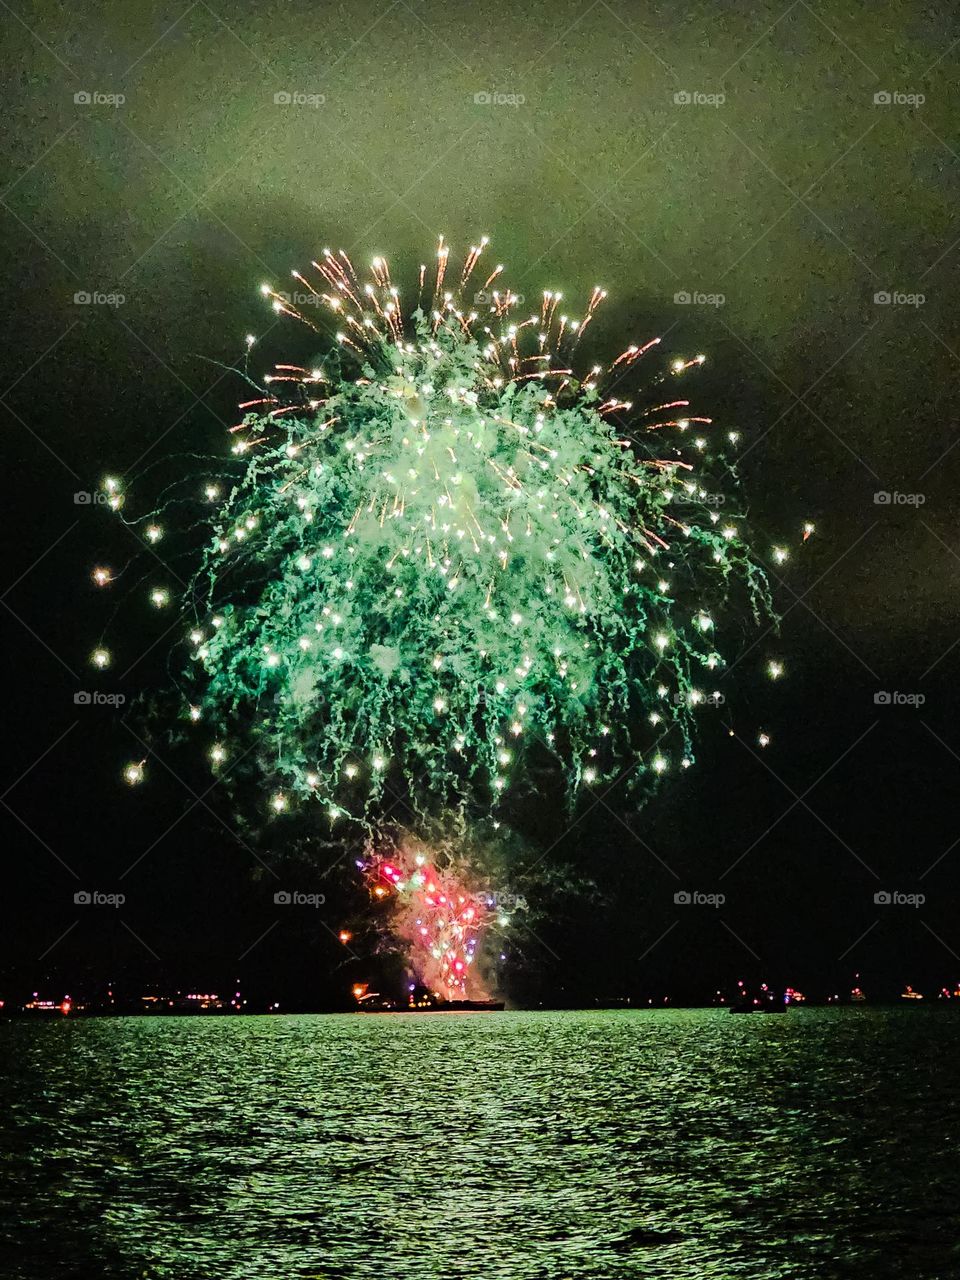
[104,240,785,827]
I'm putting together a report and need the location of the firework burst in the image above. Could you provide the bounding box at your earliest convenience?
[97,236,786,830]
[89,236,804,995]
[358,834,501,999]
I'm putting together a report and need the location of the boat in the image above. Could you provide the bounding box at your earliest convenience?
[358,997,504,1013]
[728,985,787,1013]
[409,999,504,1013]
[352,983,504,1012]
[728,997,758,1013]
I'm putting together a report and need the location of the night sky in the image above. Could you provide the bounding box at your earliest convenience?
[3,0,959,1007]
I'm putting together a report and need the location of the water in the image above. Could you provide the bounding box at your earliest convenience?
[1,1008,957,1279]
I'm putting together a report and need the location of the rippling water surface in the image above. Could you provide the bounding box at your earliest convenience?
[1,1008,958,1278]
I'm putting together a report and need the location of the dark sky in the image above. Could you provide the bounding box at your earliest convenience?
[2,0,959,1006]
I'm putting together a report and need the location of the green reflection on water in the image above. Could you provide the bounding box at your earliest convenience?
[1,1009,959,1279]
